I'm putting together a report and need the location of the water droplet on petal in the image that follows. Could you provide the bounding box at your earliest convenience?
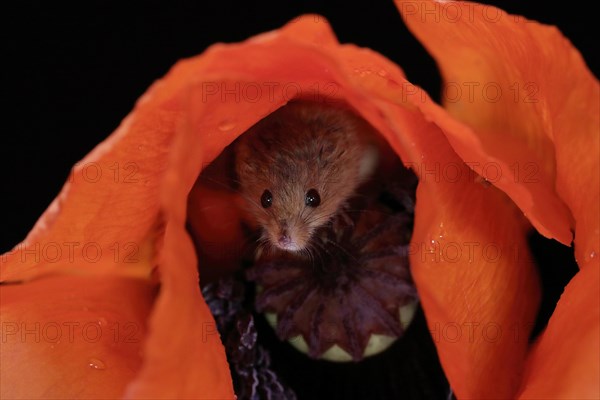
[377,69,388,77]
[438,222,446,240]
[217,120,236,132]
[88,358,106,370]
[98,317,108,326]
[590,251,597,259]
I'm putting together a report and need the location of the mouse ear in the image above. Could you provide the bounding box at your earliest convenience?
[233,137,257,177]
[358,144,379,181]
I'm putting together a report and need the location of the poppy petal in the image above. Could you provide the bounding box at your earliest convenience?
[0,275,153,399]
[397,0,599,394]
[1,51,238,397]
[123,220,235,398]
[408,117,540,399]
[518,265,600,398]
[396,0,598,248]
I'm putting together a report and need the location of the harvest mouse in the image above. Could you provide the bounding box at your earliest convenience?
[235,101,380,253]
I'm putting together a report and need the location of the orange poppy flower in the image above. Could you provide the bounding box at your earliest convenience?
[1,1,597,399]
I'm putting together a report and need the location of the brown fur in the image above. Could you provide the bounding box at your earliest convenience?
[235,101,378,252]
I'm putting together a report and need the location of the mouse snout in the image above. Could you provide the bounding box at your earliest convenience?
[275,223,302,252]
[278,231,292,247]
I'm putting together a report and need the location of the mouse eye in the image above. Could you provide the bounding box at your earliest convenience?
[261,189,273,208]
[305,188,321,207]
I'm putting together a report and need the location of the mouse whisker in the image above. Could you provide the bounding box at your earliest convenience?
[298,206,310,224]
[257,238,278,259]
[314,241,332,266]
[323,239,360,263]
[306,209,338,222]
[257,232,272,247]
[238,193,270,218]
[302,246,316,266]
[254,233,269,249]
[306,241,328,270]
[304,211,339,227]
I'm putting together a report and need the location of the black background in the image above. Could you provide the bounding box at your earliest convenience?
[1,2,592,317]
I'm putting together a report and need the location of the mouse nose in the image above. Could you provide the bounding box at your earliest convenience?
[278,231,292,247]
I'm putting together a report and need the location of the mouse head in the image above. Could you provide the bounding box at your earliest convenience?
[235,101,378,253]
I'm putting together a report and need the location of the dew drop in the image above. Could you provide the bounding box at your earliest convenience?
[377,69,388,77]
[590,251,597,259]
[217,120,236,132]
[97,317,108,326]
[353,67,372,78]
[88,357,106,370]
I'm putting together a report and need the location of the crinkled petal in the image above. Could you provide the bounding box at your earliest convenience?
[397,0,600,394]
[396,0,599,248]
[408,113,540,399]
[0,276,153,399]
[1,43,238,398]
[124,220,234,398]
[519,265,600,398]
